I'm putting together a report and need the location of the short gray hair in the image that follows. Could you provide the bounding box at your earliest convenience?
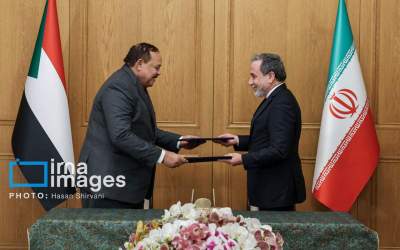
[251,53,286,81]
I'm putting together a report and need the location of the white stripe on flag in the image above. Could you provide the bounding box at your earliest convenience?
[24,49,74,165]
[313,50,367,190]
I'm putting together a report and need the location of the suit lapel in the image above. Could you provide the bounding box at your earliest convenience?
[142,88,156,126]
[250,84,287,132]
[252,98,270,122]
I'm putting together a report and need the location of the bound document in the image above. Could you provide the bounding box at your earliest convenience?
[185,156,232,163]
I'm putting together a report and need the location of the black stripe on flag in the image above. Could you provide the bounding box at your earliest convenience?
[11,93,76,211]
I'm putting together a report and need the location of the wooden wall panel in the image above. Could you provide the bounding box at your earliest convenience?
[0,159,44,249]
[142,0,198,124]
[375,163,400,247]
[152,0,215,207]
[85,0,140,123]
[0,1,42,123]
[377,0,400,124]
[230,0,289,124]
[286,0,339,124]
[374,0,400,248]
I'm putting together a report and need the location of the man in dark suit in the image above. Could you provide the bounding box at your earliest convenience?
[79,43,202,209]
[216,53,306,211]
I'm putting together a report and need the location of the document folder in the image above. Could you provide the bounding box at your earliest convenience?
[185,156,232,163]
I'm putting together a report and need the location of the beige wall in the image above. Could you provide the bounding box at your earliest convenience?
[0,0,399,249]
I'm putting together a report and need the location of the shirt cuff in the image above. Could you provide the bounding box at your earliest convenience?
[157,149,166,164]
[177,136,183,149]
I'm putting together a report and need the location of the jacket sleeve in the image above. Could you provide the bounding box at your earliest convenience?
[101,84,162,166]
[155,128,181,153]
[234,135,250,151]
[242,99,296,170]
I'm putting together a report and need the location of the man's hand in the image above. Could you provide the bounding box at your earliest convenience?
[219,153,243,166]
[214,133,239,147]
[162,151,188,168]
[179,135,206,149]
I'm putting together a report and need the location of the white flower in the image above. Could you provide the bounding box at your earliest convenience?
[216,207,233,218]
[238,233,257,250]
[148,228,163,242]
[181,203,200,220]
[219,223,258,250]
[220,223,244,239]
[123,242,132,250]
[161,222,179,240]
[243,217,262,232]
[134,237,160,250]
[208,223,217,234]
[181,203,195,214]
[162,209,171,221]
[260,224,272,232]
[172,218,196,229]
[169,201,182,217]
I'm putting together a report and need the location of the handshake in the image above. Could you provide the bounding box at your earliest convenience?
[162,134,241,168]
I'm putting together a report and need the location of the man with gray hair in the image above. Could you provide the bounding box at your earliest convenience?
[216,53,306,211]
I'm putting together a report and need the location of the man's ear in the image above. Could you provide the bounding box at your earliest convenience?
[134,58,144,70]
[267,71,276,81]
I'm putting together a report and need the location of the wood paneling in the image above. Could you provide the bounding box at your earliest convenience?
[377,0,400,124]
[1,0,400,249]
[373,0,400,247]
[0,1,43,122]
[376,163,400,247]
[0,159,44,243]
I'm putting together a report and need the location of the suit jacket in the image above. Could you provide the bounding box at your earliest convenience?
[234,84,306,209]
[79,64,180,204]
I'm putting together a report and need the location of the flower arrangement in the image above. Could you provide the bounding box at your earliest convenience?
[122,201,284,250]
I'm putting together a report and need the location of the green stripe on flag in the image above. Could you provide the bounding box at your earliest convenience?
[28,1,48,78]
[325,0,354,99]
[325,44,355,99]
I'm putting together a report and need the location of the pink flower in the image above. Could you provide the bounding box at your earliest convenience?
[256,241,270,250]
[254,230,263,241]
[160,243,169,250]
[128,233,135,243]
[276,232,284,246]
[172,235,190,249]
[209,212,220,224]
[206,240,216,250]
[226,239,236,248]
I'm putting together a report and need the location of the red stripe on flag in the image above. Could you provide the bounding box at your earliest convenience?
[42,0,66,88]
[313,109,379,211]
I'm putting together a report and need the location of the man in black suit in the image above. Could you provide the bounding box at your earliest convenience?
[216,53,306,211]
[79,43,202,209]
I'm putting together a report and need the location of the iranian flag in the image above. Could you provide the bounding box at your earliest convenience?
[11,0,75,211]
[312,0,379,212]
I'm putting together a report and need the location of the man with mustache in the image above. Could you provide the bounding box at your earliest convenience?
[216,53,306,211]
[79,43,201,208]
